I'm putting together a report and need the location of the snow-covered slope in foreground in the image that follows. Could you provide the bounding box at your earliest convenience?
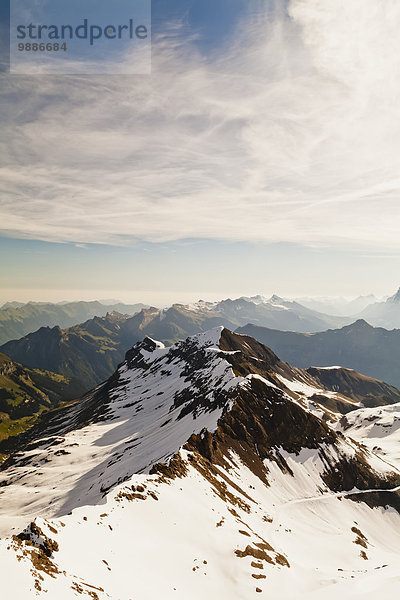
[0,327,399,599]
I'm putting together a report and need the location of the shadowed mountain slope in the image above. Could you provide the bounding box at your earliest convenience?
[237,320,400,389]
[0,353,82,451]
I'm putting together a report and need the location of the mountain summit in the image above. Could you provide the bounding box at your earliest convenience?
[387,286,400,303]
[0,328,399,599]
[358,286,400,328]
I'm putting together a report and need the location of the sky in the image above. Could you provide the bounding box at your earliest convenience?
[1,0,400,306]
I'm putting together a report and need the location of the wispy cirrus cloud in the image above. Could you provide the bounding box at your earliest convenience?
[1,0,400,250]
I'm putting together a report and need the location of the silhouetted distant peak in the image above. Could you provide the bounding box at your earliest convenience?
[347,319,373,330]
[269,294,285,304]
[387,287,400,304]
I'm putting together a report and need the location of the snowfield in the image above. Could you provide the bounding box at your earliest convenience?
[338,402,400,471]
[1,454,399,600]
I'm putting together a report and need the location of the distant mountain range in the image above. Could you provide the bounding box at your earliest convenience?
[278,286,400,325]
[213,295,350,331]
[0,300,148,346]
[124,295,352,339]
[357,286,400,328]
[0,298,351,392]
[2,289,400,395]
[0,312,129,392]
[295,294,378,316]
[3,287,400,352]
[240,287,400,329]
[0,295,354,350]
[237,319,400,389]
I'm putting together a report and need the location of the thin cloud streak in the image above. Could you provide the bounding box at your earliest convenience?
[1,0,400,249]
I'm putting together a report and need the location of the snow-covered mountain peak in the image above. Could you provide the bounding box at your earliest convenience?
[269,294,286,304]
[0,328,245,536]
[240,294,270,305]
[387,286,400,304]
[186,325,225,348]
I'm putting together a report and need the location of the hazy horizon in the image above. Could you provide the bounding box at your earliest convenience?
[0,285,391,310]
